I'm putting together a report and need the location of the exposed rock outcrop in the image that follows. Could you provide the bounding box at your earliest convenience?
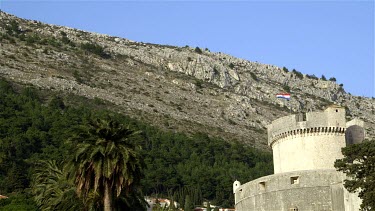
[0,11,373,149]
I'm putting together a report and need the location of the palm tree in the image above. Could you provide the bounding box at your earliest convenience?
[31,160,82,211]
[66,118,143,211]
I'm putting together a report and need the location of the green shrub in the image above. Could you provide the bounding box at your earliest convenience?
[60,31,67,37]
[229,63,235,69]
[329,77,336,82]
[282,67,289,73]
[321,75,327,81]
[195,79,203,89]
[283,85,291,92]
[81,42,110,58]
[194,47,203,54]
[46,38,61,47]
[25,34,41,45]
[5,20,22,36]
[306,74,318,80]
[292,69,303,79]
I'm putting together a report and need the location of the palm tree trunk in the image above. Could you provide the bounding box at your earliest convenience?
[104,181,112,211]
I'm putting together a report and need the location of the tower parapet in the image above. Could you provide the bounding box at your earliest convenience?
[268,106,346,147]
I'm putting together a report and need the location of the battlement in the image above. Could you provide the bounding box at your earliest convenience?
[267,105,365,174]
[268,106,346,146]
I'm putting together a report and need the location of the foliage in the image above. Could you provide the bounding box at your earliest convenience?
[283,85,291,93]
[292,69,303,79]
[338,84,345,93]
[66,118,144,211]
[25,34,42,45]
[140,132,273,206]
[306,74,318,80]
[0,78,273,209]
[60,31,73,46]
[184,195,193,211]
[31,160,82,211]
[81,42,110,59]
[194,47,203,54]
[334,140,375,210]
[0,192,37,211]
[171,186,202,208]
[321,75,327,81]
[250,72,258,81]
[282,67,289,73]
[329,77,336,82]
[4,20,22,36]
[229,63,235,69]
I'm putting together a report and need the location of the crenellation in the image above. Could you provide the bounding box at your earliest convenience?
[268,106,348,146]
[270,126,346,147]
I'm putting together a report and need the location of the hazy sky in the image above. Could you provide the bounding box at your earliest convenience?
[1,0,374,97]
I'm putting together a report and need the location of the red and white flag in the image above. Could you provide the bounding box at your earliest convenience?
[276,93,291,100]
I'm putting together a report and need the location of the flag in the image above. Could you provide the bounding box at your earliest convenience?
[276,93,291,100]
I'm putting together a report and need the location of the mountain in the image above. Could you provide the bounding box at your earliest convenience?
[0,11,374,149]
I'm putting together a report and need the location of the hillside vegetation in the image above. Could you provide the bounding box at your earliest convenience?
[0,78,272,209]
[0,11,374,149]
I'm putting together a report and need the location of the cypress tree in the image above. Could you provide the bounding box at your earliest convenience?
[184,195,193,211]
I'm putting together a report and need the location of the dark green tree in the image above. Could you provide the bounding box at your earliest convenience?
[66,118,144,211]
[184,195,193,211]
[329,77,336,82]
[334,140,375,210]
[194,47,202,54]
[321,75,327,81]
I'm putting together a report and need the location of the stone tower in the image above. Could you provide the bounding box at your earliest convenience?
[234,105,364,211]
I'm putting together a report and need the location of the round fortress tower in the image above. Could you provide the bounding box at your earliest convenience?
[267,105,362,174]
[234,105,365,211]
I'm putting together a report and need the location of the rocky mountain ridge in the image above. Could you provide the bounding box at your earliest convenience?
[0,11,374,149]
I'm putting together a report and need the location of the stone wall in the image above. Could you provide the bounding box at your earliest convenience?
[234,170,359,211]
[272,132,346,173]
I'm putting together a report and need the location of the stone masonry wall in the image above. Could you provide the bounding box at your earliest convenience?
[234,170,350,211]
[272,132,346,173]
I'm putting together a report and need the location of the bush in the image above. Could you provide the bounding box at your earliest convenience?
[194,47,203,54]
[283,85,291,92]
[282,67,289,73]
[306,74,318,80]
[25,34,41,45]
[5,20,22,36]
[229,63,235,69]
[292,69,303,79]
[329,77,336,82]
[81,42,110,59]
[321,75,327,81]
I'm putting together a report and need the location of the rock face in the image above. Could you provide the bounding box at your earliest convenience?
[0,11,374,149]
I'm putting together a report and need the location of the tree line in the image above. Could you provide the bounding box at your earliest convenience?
[0,78,273,210]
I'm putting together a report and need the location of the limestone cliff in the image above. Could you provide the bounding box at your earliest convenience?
[0,11,373,149]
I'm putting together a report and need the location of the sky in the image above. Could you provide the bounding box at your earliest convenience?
[1,0,374,97]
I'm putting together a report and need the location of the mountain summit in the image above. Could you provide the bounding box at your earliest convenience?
[0,11,373,149]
